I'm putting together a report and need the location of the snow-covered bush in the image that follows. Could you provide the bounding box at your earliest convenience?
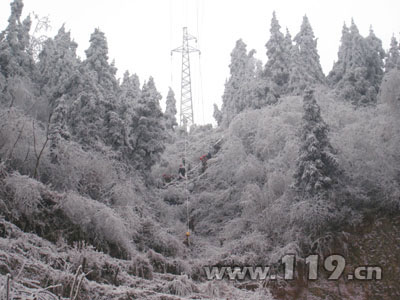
[0,108,48,177]
[379,69,400,112]
[161,185,186,205]
[3,174,43,218]
[128,254,153,280]
[319,90,400,210]
[137,218,183,257]
[108,177,145,207]
[61,192,135,257]
[165,274,196,296]
[234,155,265,185]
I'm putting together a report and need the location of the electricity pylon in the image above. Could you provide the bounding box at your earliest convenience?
[171,27,200,128]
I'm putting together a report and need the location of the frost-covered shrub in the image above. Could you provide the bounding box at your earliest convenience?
[3,173,44,220]
[165,275,196,296]
[73,154,117,202]
[0,108,48,177]
[108,177,145,207]
[147,249,167,273]
[267,171,286,200]
[253,96,301,163]
[45,141,119,201]
[241,183,265,210]
[234,155,265,185]
[379,69,400,112]
[147,249,189,275]
[161,186,185,205]
[61,192,135,257]
[4,77,35,112]
[128,254,153,280]
[229,110,261,153]
[289,199,339,237]
[207,136,247,186]
[139,219,183,257]
[325,102,400,209]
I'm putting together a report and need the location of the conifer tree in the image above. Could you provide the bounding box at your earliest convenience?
[251,58,272,108]
[119,71,141,115]
[294,89,341,198]
[116,71,141,158]
[164,87,178,130]
[118,71,140,128]
[0,0,34,78]
[128,77,166,170]
[48,96,70,164]
[365,27,385,83]
[288,46,304,94]
[84,29,122,148]
[385,36,400,72]
[328,21,384,105]
[38,26,78,160]
[0,0,35,106]
[213,104,223,126]
[37,25,80,107]
[284,28,293,54]
[68,28,120,147]
[221,39,258,125]
[289,16,325,93]
[286,28,305,94]
[68,74,103,147]
[264,12,291,96]
[84,28,118,98]
[327,23,351,86]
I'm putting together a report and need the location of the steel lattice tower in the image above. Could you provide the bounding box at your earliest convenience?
[171,27,200,128]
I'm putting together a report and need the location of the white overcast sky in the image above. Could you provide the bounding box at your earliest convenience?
[1,0,400,125]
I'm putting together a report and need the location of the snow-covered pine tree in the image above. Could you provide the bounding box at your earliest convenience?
[37,25,80,107]
[221,39,258,126]
[117,71,141,154]
[0,0,33,78]
[328,21,384,106]
[264,12,291,97]
[289,16,325,94]
[286,27,304,95]
[248,54,272,109]
[288,39,305,94]
[165,87,178,131]
[294,89,341,199]
[213,104,222,126]
[385,35,400,72]
[68,28,121,148]
[327,23,351,86]
[128,77,167,170]
[84,28,118,97]
[48,95,70,164]
[68,69,104,146]
[364,27,385,97]
[0,0,35,107]
[221,39,247,125]
[84,28,122,148]
[119,71,141,115]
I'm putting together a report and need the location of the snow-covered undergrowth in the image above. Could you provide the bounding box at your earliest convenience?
[0,219,277,299]
[166,88,400,267]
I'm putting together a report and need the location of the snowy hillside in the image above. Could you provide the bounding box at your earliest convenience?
[1,0,400,299]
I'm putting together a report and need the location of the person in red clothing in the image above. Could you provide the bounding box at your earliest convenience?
[200,154,208,173]
[162,173,173,184]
